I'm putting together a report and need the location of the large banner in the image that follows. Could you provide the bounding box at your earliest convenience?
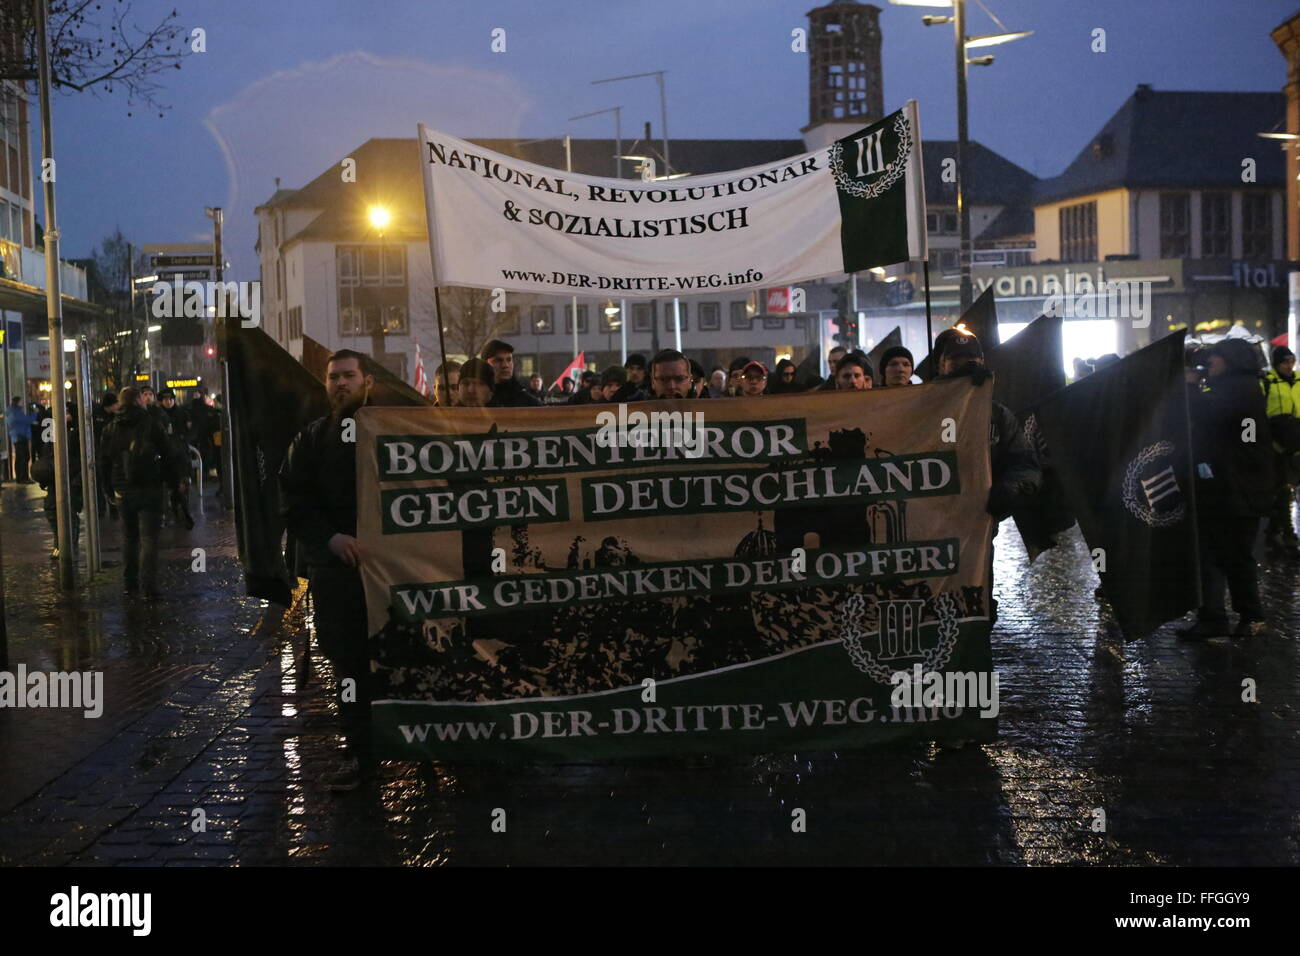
[418,102,927,299]
[356,383,996,760]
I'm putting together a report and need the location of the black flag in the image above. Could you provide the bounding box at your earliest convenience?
[226,325,329,605]
[865,326,902,376]
[985,313,1074,559]
[916,285,997,381]
[1036,331,1200,638]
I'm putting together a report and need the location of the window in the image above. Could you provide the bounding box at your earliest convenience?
[1059,201,1097,263]
[937,249,959,275]
[600,306,622,333]
[565,303,589,334]
[1200,192,1230,257]
[632,302,654,332]
[729,301,752,330]
[287,306,303,340]
[496,306,521,336]
[664,302,688,332]
[941,211,958,234]
[337,244,408,336]
[1242,193,1273,259]
[926,212,938,233]
[698,302,721,331]
[1159,193,1190,258]
[763,315,784,330]
[531,305,554,334]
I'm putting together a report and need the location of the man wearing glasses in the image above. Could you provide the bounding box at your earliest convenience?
[648,349,696,399]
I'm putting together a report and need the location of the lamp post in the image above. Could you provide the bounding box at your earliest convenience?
[569,105,623,179]
[892,0,1030,314]
[593,71,670,175]
[35,0,74,587]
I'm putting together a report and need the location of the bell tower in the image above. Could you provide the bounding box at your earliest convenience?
[802,1,884,151]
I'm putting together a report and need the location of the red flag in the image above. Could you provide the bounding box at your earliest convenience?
[552,350,585,389]
[413,342,429,397]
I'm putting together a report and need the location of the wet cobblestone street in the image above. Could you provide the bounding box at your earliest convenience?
[1,481,1297,866]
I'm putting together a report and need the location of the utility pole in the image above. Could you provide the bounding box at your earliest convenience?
[207,206,234,511]
[36,0,74,588]
[954,0,973,315]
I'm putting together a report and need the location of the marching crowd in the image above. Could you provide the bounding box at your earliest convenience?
[4,385,223,597]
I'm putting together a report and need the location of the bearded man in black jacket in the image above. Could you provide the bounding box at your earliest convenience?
[279,348,376,790]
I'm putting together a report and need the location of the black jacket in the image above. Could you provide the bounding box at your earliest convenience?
[1192,370,1275,517]
[279,412,359,568]
[100,405,176,495]
[490,377,543,408]
[939,363,1042,521]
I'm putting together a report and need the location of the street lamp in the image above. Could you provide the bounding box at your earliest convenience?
[368,205,392,231]
[891,0,1030,313]
[570,106,623,178]
[593,71,671,175]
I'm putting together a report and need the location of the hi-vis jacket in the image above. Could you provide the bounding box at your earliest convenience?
[1262,368,1300,454]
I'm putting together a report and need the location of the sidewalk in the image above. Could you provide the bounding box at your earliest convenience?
[1,479,1298,865]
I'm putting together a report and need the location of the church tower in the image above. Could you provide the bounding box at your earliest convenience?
[802,1,884,151]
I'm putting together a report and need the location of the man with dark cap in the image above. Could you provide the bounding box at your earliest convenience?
[481,338,542,407]
[624,354,648,391]
[880,345,915,387]
[832,352,873,390]
[458,357,496,408]
[1263,344,1300,555]
[1179,338,1274,639]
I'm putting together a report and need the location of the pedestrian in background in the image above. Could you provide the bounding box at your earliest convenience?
[1179,338,1274,640]
[6,395,34,482]
[101,386,176,600]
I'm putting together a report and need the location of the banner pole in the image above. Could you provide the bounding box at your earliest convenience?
[620,298,627,364]
[923,259,934,353]
[417,124,453,403]
[434,287,451,402]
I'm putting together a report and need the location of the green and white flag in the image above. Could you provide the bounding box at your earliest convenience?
[418,101,927,298]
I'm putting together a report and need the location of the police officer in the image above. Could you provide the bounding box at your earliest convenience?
[1263,345,1300,556]
[279,349,375,790]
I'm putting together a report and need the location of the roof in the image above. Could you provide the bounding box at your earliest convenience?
[978,204,1035,241]
[923,141,1038,206]
[1035,86,1285,204]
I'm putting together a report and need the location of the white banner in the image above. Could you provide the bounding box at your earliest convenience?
[418,102,927,299]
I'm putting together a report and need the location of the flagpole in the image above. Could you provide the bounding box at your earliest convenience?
[417,124,453,404]
[922,259,934,353]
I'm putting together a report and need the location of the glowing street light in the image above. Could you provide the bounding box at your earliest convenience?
[368,205,392,230]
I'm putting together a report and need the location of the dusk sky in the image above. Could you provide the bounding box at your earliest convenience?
[40,0,1300,280]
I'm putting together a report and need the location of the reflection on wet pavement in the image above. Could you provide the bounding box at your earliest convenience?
[0,480,1297,865]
